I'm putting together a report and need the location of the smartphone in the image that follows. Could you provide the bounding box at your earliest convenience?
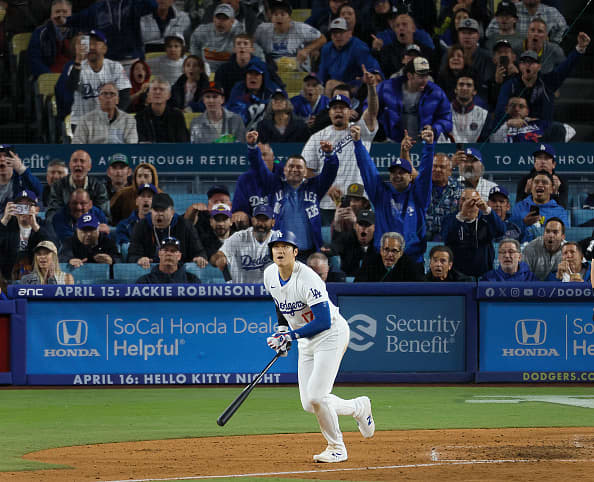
[530,206,540,216]
[340,196,350,208]
[500,55,509,68]
[14,204,30,215]
[80,35,90,53]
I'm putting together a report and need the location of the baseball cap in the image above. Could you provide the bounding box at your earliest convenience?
[272,88,288,98]
[519,50,540,63]
[465,147,483,163]
[253,204,274,218]
[269,0,292,14]
[303,72,321,84]
[389,157,412,173]
[347,183,365,198]
[532,143,556,159]
[329,17,348,32]
[210,203,232,218]
[488,185,509,201]
[164,32,185,46]
[34,240,58,254]
[329,94,351,108]
[13,189,38,204]
[137,183,157,195]
[493,39,513,52]
[109,153,129,167]
[411,57,431,75]
[457,18,480,32]
[0,144,13,152]
[246,62,265,75]
[207,185,230,198]
[357,210,375,225]
[214,3,235,18]
[201,81,224,97]
[89,29,108,44]
[151,192,174,210]
[160,236,181,250]
[495,1,517,17]
[77,211,100,229]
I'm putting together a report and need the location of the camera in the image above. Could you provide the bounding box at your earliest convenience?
[14,204,30,215]
[340,196,350,208]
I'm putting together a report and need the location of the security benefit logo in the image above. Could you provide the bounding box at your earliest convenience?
[502,319,559,357]
[44,320,100,357]
[347,313,462,354]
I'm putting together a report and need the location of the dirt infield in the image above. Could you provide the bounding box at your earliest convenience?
[4,427,594,481]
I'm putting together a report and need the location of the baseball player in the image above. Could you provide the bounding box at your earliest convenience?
[265,230,374,463]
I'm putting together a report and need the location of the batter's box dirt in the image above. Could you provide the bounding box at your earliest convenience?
[3,427,594,482]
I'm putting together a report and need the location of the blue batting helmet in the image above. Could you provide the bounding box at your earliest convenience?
[268,230,299,257]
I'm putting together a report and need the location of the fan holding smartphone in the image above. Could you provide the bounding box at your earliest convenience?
[0,144,43,214]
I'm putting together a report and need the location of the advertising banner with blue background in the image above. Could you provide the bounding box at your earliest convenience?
[338,295,466,373]
[26,299,299,384]
[12,142,594,175]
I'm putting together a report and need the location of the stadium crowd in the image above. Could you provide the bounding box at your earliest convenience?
[0,0,593,289]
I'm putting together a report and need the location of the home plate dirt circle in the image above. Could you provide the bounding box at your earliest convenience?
[4,427,594,482]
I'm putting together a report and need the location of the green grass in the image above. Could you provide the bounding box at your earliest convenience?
[1,385,593,472]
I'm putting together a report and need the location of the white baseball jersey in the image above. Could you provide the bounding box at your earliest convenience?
[254,21,321,59]
[302,118,377,210]
[263,261,340,335]
[69,59,132,125]
[219,227,278,283]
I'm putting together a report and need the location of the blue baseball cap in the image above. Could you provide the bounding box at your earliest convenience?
[77,211,100,230]
[272,88,288,99]
[137,183,157,195]
[89,29,108,45]
[465,147,483,163]
[253,205,274,218]
[160,236,181,250]
[329,94,351,108]
[13,189,38,204]
[389,157,412,173]
[246,63,265,75]
[488,185,509,200]
[532,143,555,159]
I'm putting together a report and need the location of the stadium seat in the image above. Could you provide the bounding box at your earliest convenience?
[278,71,304,97]
[112,263,153,283]
[62,114,73,143]
[565,227,593,242]
[321,226,331,244]
[33,73,61,143]
[170,193,207,213]
[9,32,32,121]
[184,263,225,283]
[571,209,594,227]
[292,8,311,22]
[119,243,130,263]
[62,263,111,284]
[145,51,164,59]
[184,111,201,130]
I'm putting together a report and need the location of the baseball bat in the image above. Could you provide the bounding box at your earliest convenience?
[216,351,282,426]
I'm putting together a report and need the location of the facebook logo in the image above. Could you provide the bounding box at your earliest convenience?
[56,320,88,346]
[515,319,546,346]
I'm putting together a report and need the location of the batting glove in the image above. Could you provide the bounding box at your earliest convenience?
[267,332,292,354]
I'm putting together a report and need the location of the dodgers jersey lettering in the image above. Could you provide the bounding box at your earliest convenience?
[263,261,339,332]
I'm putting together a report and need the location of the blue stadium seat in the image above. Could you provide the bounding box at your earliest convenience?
[113,263,154,283]
[571,209,594,227]
[170,193,208,214]
[565,227,593,242]
[119,242,130,262]
[328,255,341,272]
[184,263,226,283]
[321,226,331,244]
[62,263,110,284]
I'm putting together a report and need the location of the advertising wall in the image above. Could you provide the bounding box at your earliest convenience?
[477,282,594,382]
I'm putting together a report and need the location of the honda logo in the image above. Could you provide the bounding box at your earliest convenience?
[57,320,88,346]
[515,319,546,346]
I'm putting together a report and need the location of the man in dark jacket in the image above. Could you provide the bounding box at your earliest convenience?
[28,0,73,78]
[493,32,591,130]
[0,190,55,281]
[376,57,452,142]
[441,188,506,278]
[424,245,472,282]
[136,237,201,284]
[128,192,207,268]
[136,78,190,143]
[355,232,424,282]
[330,209,377,277]
[59,211,120,266]
[46,149,110,223]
